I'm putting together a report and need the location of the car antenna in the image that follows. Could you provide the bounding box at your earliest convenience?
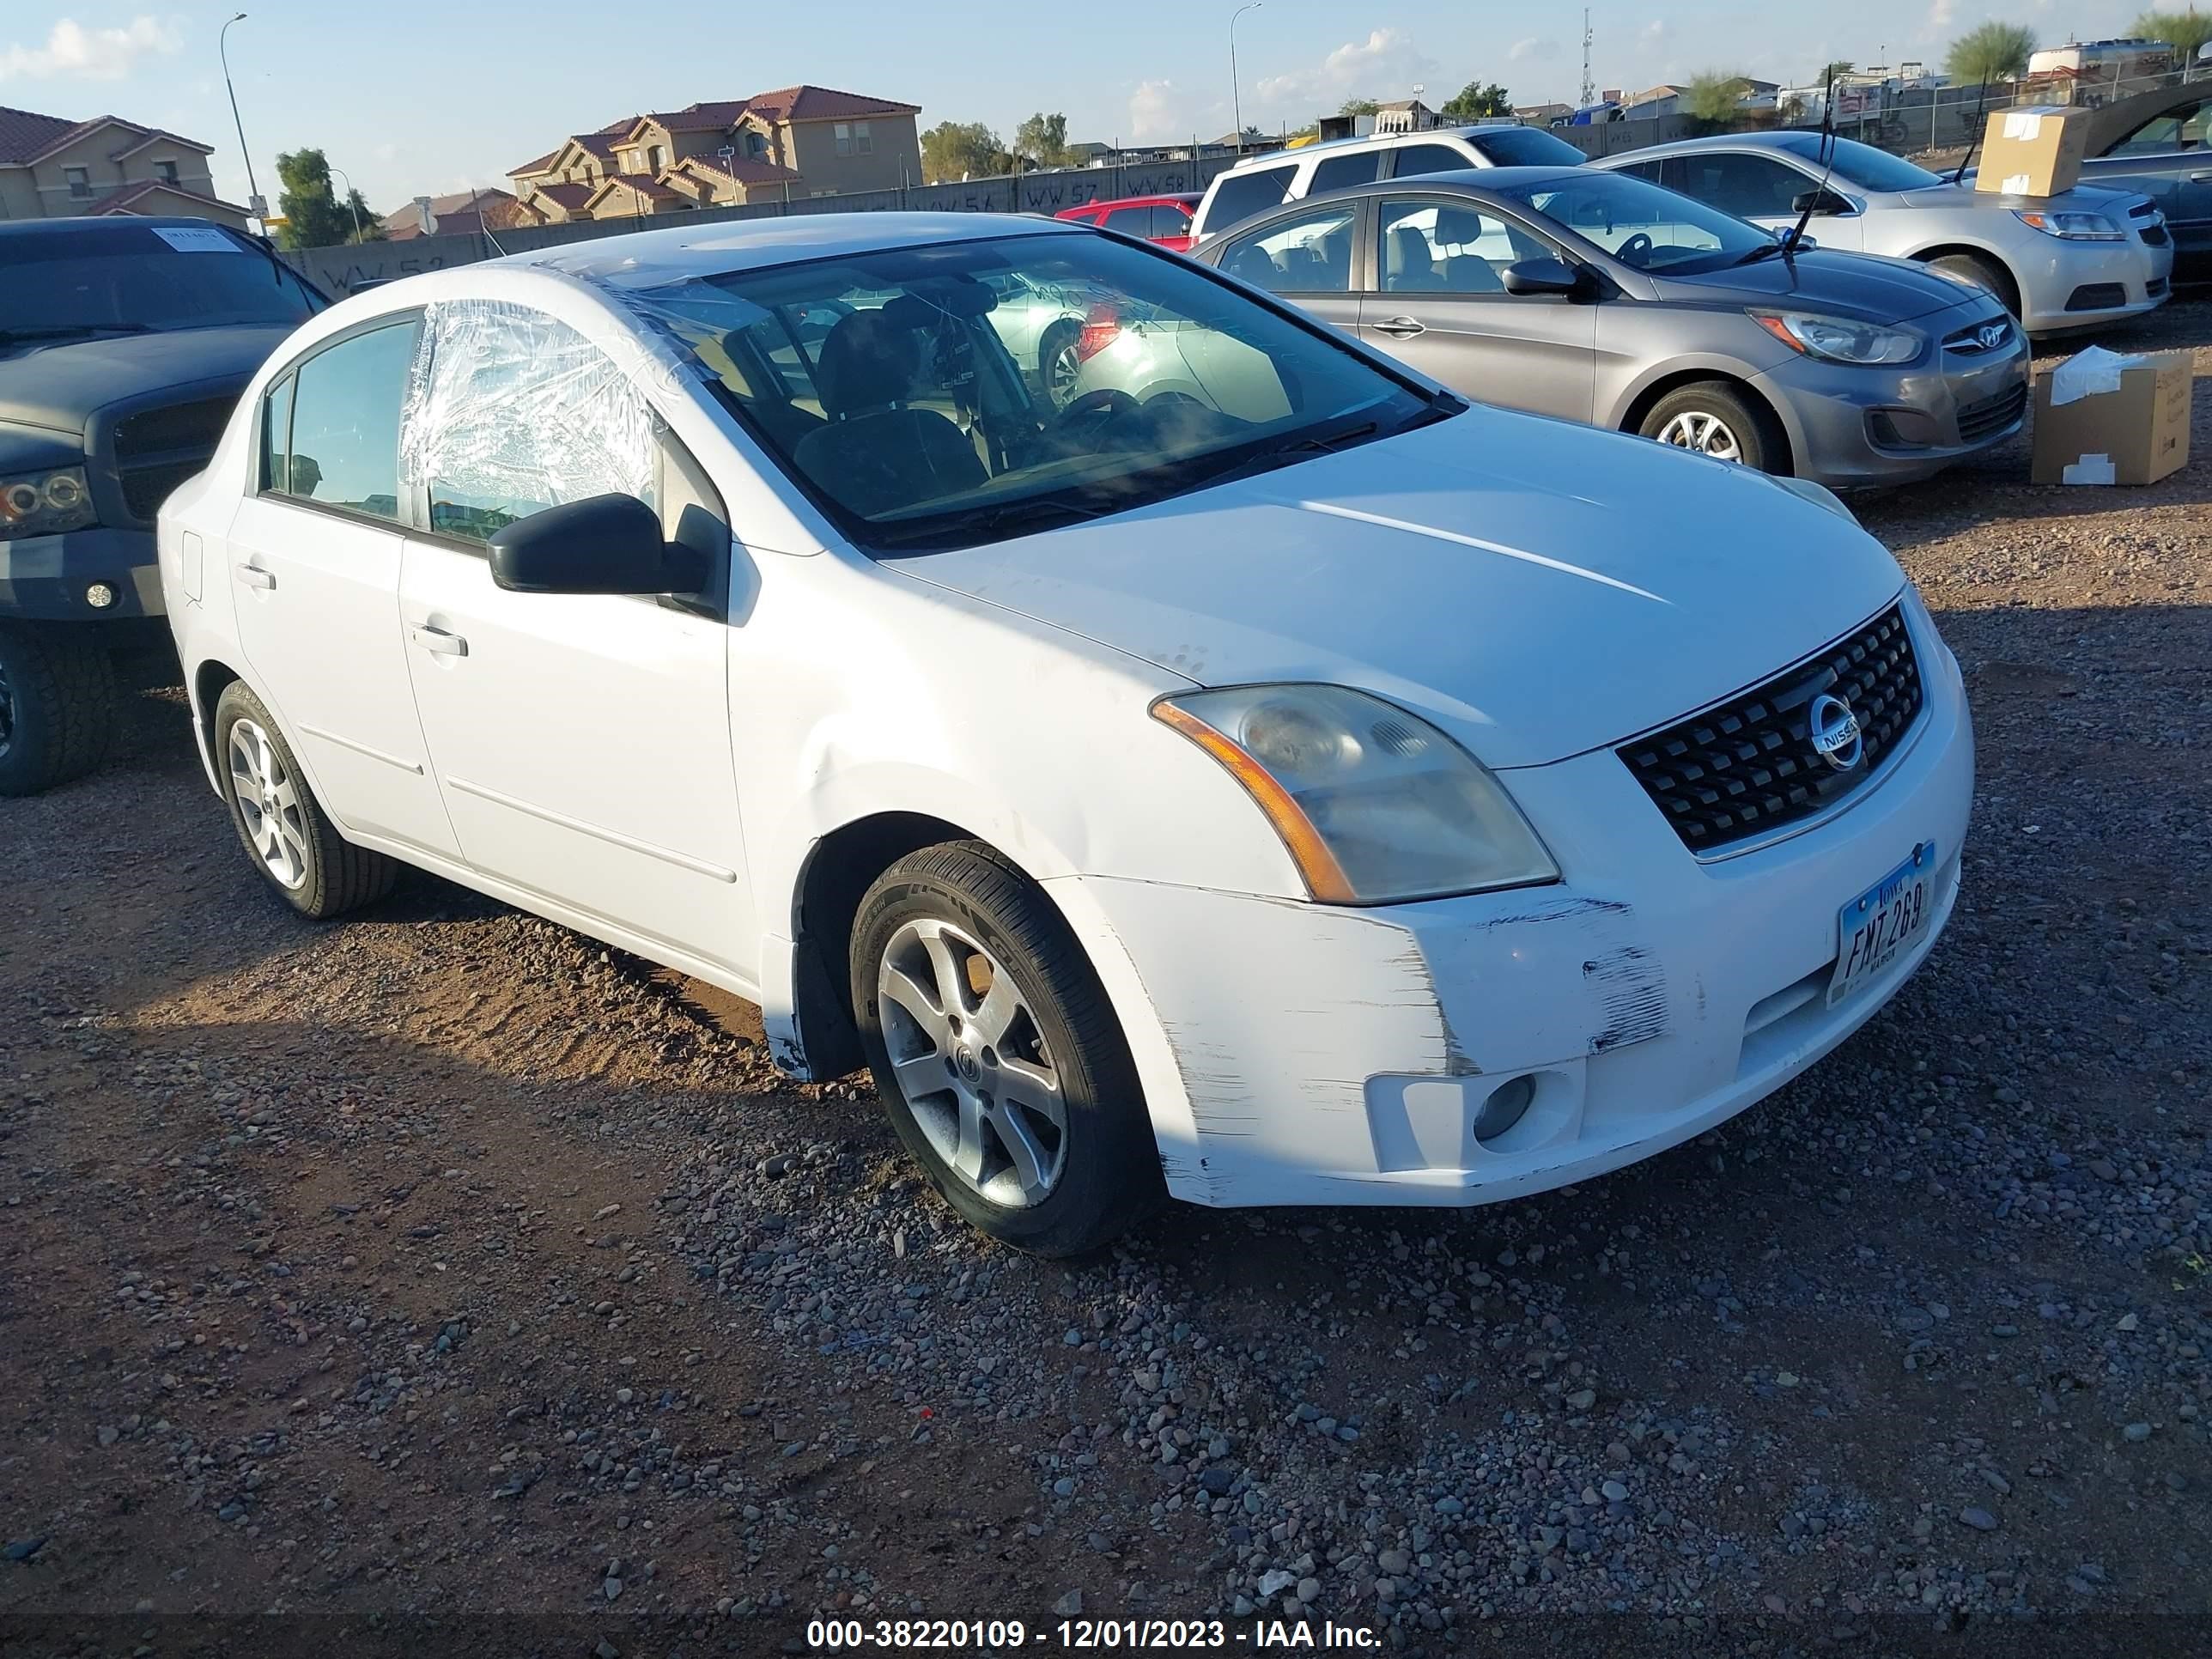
[1783,69,1839,259]
[1952,76,1994,187]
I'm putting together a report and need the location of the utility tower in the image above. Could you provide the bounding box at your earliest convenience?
[1579,9,1596,108]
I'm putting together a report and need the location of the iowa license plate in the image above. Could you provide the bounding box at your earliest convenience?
[1828,841,1936,1007]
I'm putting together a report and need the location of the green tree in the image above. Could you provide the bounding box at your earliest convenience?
[273,148,356,249]
[1945,21,2037,85]
[1682,71,1756,125]
[1012,111,1078,169]
[1817,59,1856,87]
[2132,9,2212,62]
[1439,81,1512,120]
[343,189,384,242]
[921,120,1011,182]
[1339,97,1380,117]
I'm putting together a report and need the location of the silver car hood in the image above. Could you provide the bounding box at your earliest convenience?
[1897,179,2148,214]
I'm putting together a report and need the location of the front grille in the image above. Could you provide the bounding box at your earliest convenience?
[1618,605,1924,854]
[119,458,205,521]
[1957,383,2027,442]
[2065,282,2127,313]
[1942,315,2014,356]
[109,394,239,527]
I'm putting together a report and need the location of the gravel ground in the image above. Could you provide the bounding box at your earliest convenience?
[2,303,2208,1658]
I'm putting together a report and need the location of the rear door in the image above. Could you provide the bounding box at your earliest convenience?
[1208,198,1365,335]
[1358,193,1595,422]
[225,314,460,857]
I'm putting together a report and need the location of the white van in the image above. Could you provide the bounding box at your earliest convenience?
[1190,124,1589,242]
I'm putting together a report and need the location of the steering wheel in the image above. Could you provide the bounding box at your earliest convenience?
[1615,231,1656,266]
[1054,386,1140,444]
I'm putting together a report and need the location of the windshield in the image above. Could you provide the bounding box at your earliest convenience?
[1776,134,1944,192]
[1467,125,1589,167]
[1486,171,1775,273]
[635,231,1446,554]
[0,222,320,344]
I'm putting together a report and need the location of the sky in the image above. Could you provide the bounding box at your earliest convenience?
[0,1,2152,212]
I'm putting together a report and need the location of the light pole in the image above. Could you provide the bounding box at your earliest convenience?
[218,13,263,226]
[1230,3,1263,154]
[328,162,363,244]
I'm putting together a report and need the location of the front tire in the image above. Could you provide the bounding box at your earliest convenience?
[1037,320,1083,412]
[849,840,1163,1256]
[0,622,118,797]
[1639,381,1786,473]
[213,680,397,919]
[1924,252,2021,320]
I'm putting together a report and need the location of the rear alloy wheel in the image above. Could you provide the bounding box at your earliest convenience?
[214,680,397,919]
[850,840,1164,1255]
[1639,382,1784,474]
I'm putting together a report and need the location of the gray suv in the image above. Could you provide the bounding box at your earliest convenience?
[1192,167,2028,486]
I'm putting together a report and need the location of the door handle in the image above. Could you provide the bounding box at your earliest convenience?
[2188,170,2212,182]
[410,624,468,658]
[234,562,275,591]
[1370,316,1427,338]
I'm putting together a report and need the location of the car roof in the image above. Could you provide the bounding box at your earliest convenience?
[1219,125,1502,172]
[1073,191,1202,209]
[1597,131,1828,163]
[1237,164,1600,214]
[0,215,247,240]
[501,210,1075,289]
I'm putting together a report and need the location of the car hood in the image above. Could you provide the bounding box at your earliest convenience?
[1898,178,2148,215]
[896,408,1907,769]
[0,324,295,435]
[1647,246,1969,323]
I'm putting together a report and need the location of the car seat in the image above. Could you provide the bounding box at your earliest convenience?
[791,309,987,518]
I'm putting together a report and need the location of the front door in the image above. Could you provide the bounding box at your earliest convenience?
[2082,94,2212,274]
[1210,198,1367,337]
[1660,150,1865,252]
[1358,195,1595,422]
[227,315,460,857]
[394,301,755,981]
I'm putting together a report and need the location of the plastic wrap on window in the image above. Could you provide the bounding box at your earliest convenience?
[400,298,658,516]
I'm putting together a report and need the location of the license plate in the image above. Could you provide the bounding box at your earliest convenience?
[1827,841,1936,1007]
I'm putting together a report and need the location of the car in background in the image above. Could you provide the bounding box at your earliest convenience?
[2052,80,2212,282]
[1194,167,2028,485]
[159,211,1971,1255]
[1592,132,2171,336]
[1190,123,1589,243]
[0,216,324,795]
[1054,192,1203,252]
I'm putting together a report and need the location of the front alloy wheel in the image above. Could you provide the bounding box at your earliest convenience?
[1653,409,1741,461]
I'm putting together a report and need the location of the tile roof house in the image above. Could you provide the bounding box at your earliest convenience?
[507,82,921,222]
[380,186,523,240]
[0,103,249,227]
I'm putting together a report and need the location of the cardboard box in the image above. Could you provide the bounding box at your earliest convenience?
[2032,346,2193,486]
[1975,105,2093,198]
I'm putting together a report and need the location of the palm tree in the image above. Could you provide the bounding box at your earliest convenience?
[1945,21,2037,86]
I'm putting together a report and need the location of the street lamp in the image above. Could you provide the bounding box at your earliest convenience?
[1230,3,1263,154]
[328,162,363,245]
[218,13,263,227]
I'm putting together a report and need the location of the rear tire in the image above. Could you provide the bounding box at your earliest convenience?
[1924,252,2021,319]
[1038,320,1083,412]
[849,840,1164,1256]
[1638,381,1786,474]
[0,622,118,797]
[213,680,397,919]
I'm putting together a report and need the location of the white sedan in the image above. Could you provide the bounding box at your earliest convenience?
[156,212,1972,1255]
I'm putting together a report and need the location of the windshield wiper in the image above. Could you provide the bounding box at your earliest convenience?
[0,322,155,344]
[872,492,1111,550]
[1733,240,1789,266]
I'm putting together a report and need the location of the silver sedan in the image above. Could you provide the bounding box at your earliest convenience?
[1591,131,2172,337]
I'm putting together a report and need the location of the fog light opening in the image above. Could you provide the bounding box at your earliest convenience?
[1472,1074,1536,1146]
[85,581,117,610]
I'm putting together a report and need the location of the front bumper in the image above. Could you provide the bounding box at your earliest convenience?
[2014,234,2173,334]
[1060,596,1974,1210]
[0,525,163,622]
[1753,325,2030,487]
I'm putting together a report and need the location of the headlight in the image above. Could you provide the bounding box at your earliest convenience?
[1771,474,1857,523]
[2013,209,2124,243]
[1152,684,1559,904]
[1750,310,1921,366]
[0,465,95,540]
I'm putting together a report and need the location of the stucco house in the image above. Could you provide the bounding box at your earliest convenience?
[507,84,920,223]
[0,104,249,226]
[380,186,524,240]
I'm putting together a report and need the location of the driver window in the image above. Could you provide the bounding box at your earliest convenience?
[1523,183,1725,262]
[1674,153,1805,218]
[1377,198,1543,294]
[2113,99,2212,155]
[1217,205,1358,295]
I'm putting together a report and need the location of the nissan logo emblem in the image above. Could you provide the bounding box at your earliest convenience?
[1809,692,1864,771]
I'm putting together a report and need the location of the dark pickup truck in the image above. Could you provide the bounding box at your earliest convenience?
[0,216,323,794]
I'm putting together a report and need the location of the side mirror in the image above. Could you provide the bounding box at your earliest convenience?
[489,494,683,595]
[1790,187,1853,216]
[1501,257,1586,296]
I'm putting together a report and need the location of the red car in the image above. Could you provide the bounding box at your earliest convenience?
[1054,191,1203,252]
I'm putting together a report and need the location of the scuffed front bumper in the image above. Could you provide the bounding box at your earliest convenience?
[0,526,163,622]
[1060,599,1975,1210]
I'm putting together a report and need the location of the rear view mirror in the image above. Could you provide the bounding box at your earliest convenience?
[1501,257,1586,296]
[489,494,684,595]
[1791,188,1853,216]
